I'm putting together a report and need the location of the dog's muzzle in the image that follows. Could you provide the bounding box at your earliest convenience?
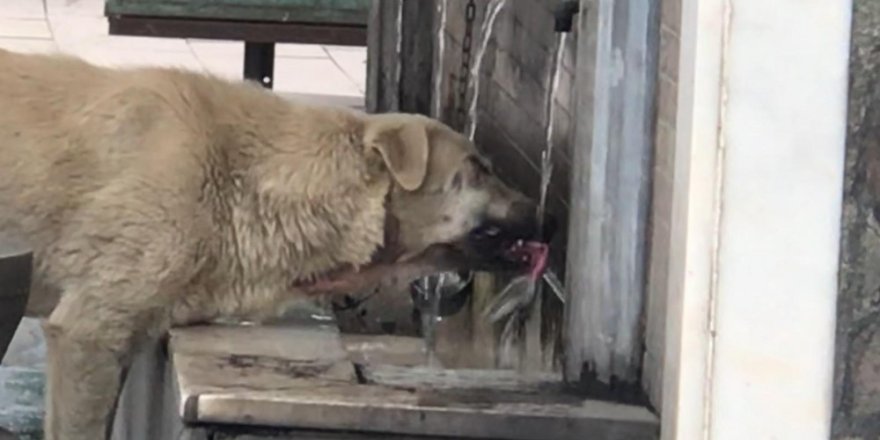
[467,202,558,279]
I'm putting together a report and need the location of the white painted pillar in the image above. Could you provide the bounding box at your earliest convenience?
[661,0,852,439]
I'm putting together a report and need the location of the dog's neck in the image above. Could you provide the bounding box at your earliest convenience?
[290,184,405,293]
[212,162,390,293]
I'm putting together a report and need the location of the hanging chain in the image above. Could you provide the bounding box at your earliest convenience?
[456,0,477,129]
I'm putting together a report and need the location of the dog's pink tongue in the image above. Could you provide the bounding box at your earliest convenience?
[522,241,549,281]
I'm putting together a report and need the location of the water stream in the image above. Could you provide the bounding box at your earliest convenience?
[419,0,509,367]
[537,33,570,305]
[394,2,403,110]
[464,0,508,142]
[538,33,569,236]
[419,1,569,370]
[433,0,448,119]
[486,32,570,370]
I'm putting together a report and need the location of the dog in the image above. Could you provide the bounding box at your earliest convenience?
[0,48,555,440]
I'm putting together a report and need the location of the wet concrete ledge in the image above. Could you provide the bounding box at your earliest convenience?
[108,321,658,440]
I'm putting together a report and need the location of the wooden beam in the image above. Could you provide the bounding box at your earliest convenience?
[564,0,659,395]
[365,0,435,115]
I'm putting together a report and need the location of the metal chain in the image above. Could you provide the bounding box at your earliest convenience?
[456,0,477,129]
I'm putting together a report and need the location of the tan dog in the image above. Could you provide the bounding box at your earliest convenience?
[0,48,554,440]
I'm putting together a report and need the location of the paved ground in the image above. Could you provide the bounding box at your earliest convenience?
[0,0,367,102]
[0,0,368,368]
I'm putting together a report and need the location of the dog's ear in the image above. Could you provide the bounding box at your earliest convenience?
[364,116,430,191]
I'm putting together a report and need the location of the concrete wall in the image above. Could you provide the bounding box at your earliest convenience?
[643,0,680,411]
[833,1,880,437]
[660,0,851,437]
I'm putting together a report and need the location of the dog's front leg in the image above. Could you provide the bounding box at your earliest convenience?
[39,246,186,439]
[41,282,170,440]
[43,316,132,440]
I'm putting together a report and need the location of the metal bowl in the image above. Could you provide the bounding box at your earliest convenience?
[409,271,474,318]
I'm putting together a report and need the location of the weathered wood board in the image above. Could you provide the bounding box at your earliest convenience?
[564,0,659,394]
[168,324,658,440]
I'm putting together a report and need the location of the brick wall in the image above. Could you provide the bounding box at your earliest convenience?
[643,0,680,410]
[436,0,577,271]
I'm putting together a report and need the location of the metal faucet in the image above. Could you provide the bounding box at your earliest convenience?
[554,0,580,33]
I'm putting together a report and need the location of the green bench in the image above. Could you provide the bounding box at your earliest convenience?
[104,0,371,89]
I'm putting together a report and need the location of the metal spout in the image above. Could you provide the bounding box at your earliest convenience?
[554,0,580,33]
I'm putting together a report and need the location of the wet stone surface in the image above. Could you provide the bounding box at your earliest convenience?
[0,367,45,440]
[2,319,46,369]
[0,319,46,440]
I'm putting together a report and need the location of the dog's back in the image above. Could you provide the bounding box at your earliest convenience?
[0,49,378,318]
[0,49,211,249]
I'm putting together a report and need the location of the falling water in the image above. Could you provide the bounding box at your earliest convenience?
[419,0,509,367]
[538,33,569,237]
[536,33,570,305]
[486,32,570,370]
[433,0,448,119]
[394,1,403,111]
[414,274,444,368]
[465,0,508,142]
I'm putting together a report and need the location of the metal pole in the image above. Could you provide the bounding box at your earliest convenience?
[243,42,276,89]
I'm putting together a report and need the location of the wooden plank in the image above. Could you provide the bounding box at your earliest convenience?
[564,0,659,393]
[397,0,435,115]
[365,0,435,115]
[192,380,658,440]
[357,364,561,392]
[170,324,356,410]
[165,325,657,440]
[214,429,484,440]
[105,0,370,25]
[365,0,400,112]
[107,16,366,46]
[341,334,428,367]
[364,0,381,112]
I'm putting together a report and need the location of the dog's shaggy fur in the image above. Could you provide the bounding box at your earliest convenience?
[0,48,550,440]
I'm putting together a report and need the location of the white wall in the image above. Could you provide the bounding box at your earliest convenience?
[661,0,852,439]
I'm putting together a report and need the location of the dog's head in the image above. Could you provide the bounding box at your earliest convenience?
[364,113,556,278]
